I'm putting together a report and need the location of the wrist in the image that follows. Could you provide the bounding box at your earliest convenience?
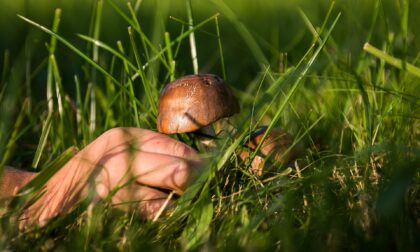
[21,151,97,225]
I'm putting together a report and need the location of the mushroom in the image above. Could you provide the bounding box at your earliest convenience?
[157,74,240,139]
[240,126,298,176]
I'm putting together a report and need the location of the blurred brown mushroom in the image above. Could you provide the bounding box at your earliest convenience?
[157,74,239,138]
[240,126,298,176]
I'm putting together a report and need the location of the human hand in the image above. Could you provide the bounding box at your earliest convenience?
[21,127,201,226]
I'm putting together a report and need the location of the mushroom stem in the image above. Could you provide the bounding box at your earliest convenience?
[195,125,217,151]
[197,124,216,138]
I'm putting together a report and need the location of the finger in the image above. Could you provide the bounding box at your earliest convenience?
[98,149,199,194]
[96,182,174,220]
[136,186,175,221]
[102,127,200,159]
[133,152,199,194]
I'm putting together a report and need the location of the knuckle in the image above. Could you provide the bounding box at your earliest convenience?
[172,140,199,159]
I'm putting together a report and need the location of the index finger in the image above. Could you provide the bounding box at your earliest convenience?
[103,127,200,159]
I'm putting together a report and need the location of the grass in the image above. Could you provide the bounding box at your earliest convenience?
[0,0,419,250]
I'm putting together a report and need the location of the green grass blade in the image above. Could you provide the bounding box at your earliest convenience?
[127,2,151,61]
[363,43,420,78]
[46,8,61,113]
[164,32,175,81]
[89,0,103,135]
[74,75,85,140]
[48,9,61,55]
[31,113,52,169]
[0,99,29,173]
[214,15,226,80]
[212,0,268,65]
[11,146,76,206]
[401,0,409,67]
[18,15,118,84]
[252,13,341,161]
[77,34,137,73]
[181,185,213,250]
[119,32,142,127]
[141,13,220,73]
[187,0,199,74]
[298,2,337,62]
[128,27,158,116]
[50,55,64,118]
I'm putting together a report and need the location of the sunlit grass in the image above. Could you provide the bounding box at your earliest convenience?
[1,0,419,250]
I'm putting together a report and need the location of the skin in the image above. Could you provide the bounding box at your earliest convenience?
[0,127,201,227]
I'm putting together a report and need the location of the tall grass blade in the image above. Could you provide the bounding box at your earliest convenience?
[123,30,143,126]
[252,13,341,164]
[400,0,409,69]
[143,14,219,72]
[24,43,32,113]
[46,9,61,113]
[31,113,52,169]
[50,55,64,118]
[74,75,84,139]
[363,43,420,78]
[0,99,29,173]
[212,0,268,65]
[89,0,103,135]
[164,32,175,81]
[17,15,118,84]
[127,2,151,61]
[78,13,219,80]
[187,0,199,74]
[356,0,382,74]
[215,15,226,79]
[181,185,213,249]
[77,34,137,73]
[10,147,76,211]
[128,27,157,116]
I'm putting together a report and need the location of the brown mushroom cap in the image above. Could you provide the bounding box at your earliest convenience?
[157,74,240,134]
[240,126,298,175]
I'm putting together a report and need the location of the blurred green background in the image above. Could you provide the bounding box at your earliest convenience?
[1,0,420,92]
